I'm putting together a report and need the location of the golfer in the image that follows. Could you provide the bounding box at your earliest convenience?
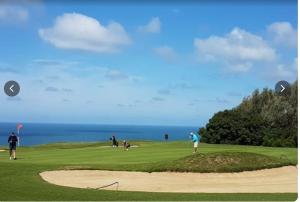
[112,135,118,147]
[8,132,18,160]
[123,140,131,151]
[164,133,169,142]
[190,132,200,153]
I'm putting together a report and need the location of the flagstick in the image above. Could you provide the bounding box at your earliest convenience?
[17,129,20,146]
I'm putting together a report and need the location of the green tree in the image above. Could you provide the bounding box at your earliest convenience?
[200,81,297,147]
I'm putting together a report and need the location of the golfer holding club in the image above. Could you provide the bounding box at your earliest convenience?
[190,132,200,153]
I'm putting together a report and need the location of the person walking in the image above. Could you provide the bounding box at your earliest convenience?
[8,132,18,160]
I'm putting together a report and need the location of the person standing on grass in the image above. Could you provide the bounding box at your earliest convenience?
[164,133,169,142]
[8,132,18,160]
[190,132,200,153]
[123,140,131,151]
[112,135,118,147]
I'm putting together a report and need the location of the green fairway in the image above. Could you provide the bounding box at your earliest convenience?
[0,141,297,201]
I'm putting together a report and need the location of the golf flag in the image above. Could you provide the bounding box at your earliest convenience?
[17,123,23,135]
[17,123,23,146]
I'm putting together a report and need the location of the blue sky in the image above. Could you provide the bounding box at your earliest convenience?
[0,1,297,126]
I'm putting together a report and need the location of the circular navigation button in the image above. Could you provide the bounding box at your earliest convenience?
[275,80,291,96]
[4,80,20,97]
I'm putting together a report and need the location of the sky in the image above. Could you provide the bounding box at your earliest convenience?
[0,0,297,126]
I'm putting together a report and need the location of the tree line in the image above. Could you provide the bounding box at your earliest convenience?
[199,81,297,147]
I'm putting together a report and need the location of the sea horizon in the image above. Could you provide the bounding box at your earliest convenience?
[0,121,200,128]
[0,122,199,146]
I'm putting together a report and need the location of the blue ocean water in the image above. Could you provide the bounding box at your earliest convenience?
[0,123,198,146]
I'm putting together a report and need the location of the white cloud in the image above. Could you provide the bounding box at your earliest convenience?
[263,58,297,82]
[39,13,131,53]
[7,96,22,101]
[157,89,171,95]
[130,75,143,83]
[104,69,142,82]
[194,27,276,63]
[268,64,295,81]
[152,97,165,102]
[45,86,59,92]
[194,97,230,104]
[193,23,297,81]
[171,8,180,14]
[267,22,297,48]
[293,58,298,70]
[32,59,78,68]
[0,5,28,23]
[138,17,161,33]
[228,62,252,73]
[105,70,129,80]
[154,46,178,63]
[227,91,242,97]
[171,82,195,89]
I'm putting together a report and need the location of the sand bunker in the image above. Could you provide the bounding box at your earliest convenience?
[0,150,6,152]
[40,166,297,193]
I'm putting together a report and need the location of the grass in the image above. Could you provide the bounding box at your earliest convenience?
[149,152,295,173]
[0,141,297,201]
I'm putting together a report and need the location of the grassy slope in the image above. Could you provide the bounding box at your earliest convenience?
[151,152,295,173]
[0,141,297,201]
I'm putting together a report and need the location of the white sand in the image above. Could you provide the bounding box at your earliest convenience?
[0,150,6,152]
[40,166,297,193]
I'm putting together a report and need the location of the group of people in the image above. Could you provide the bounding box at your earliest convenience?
[110,135,131,151]
[110,132,201,153]
[5,131,201,160]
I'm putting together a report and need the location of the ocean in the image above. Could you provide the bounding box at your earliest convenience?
[0,123,198,146]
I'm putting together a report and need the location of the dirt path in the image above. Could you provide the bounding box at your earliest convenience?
[40,166,297,193]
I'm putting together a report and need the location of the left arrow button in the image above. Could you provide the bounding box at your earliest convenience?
[4,81,20,97]
[10,85,15,92]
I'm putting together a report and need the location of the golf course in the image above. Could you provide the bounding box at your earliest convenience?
[0,141,297,201]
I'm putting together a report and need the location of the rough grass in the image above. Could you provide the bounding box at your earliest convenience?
[150,152,295,173]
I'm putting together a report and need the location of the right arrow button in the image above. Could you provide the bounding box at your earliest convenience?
[275,80,291,96]
[280,84,285,93]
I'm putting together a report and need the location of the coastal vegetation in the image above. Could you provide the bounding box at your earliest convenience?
[200,81,298,147]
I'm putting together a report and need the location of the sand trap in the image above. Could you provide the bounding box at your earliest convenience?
[0,150,6,152]
[40,166,297,193]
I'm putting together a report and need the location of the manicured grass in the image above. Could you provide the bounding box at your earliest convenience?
[0,141,297,201]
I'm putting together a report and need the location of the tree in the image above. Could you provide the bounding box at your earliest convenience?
[200,81,297,147]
